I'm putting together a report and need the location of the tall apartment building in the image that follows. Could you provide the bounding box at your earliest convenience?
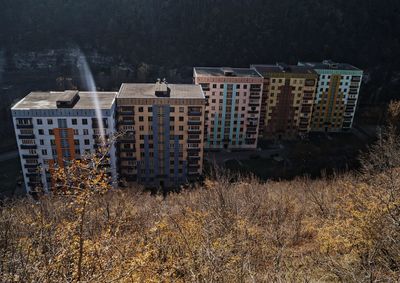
[116,81,205,188]
[193,67,263,150]
[11,90,118,193]
[251,64,318,139]
[298,60,363,132]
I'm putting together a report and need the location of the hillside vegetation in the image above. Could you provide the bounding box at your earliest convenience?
[0,103,399,282]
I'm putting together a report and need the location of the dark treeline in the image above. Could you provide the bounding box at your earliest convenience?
[1,0,400,69]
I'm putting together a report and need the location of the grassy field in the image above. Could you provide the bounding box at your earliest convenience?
[0,157,22,197]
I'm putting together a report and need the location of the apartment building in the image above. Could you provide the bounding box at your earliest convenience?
[193,67,263,150]
[298,60,363,132]
[11,90,118,193]
[251,64,318,139]
[116,81,205,188]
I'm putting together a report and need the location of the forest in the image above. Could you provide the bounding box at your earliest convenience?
[1,0,399,76]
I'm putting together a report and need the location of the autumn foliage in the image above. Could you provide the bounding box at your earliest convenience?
[0,102,399,282]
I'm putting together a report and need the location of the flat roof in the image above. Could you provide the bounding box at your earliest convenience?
[251,64,317,75]
[194,67,262,78]
[12,91,117,110]
[298,61,361,71]
[118,83,204,99]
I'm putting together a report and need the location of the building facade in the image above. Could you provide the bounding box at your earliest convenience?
[298,60,363,132]
[193,67,263,150]
[116,81,205,188]
[251,64,318,139]
[11,91,118,193]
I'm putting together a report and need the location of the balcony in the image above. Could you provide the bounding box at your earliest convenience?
[119,156,136,161]
[188,111,202,117]
[119,135,135,142]
[245,138,256,143]
[119,148,135,153]
[188,156,200,161]
[22,154,39,159]
[18,134,35,139]
[187,148,201,153]
[119,110,134,115]
[119,120,134,126]
[16,124,33,129]
[188,129,201,135]
[28,182,42,188]
[24,164,38,169]
[188,120,201,126]
[26,173,40,178]
[21,144,37,150]
[188,139,201,143]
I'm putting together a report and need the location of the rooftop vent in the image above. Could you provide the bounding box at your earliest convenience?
[56,90,80,108]
[155,78,170,97]
[222,67,235,77]
[277,62,291,72]
[322,60,338,68]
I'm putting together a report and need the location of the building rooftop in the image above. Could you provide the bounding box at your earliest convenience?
[118,83,204,99]
[12,91,117,110]
[194,67,263,78]
[251,64,317,75]
[298,60,361,71]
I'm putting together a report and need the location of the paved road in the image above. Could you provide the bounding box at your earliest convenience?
[0,150,19,162]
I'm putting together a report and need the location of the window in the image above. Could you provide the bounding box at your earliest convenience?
[138,107,143,112]
[179,107,185,113]
[49,129,54,135]
[139,125,144,131]
[148,116,153,122]
[75,149,81,155]
[40,139,44,145]
[170,117,175,122]
[72,119,77,125]
[74,140,80,145]
[84,139,90,145]
[179,126,184,131]
[47,119,53,125]
[50,140,55,145]
[42,149,47,155]
[170,107,175,112]
[38,129,44,135]
[83,129,89,135]
[74,129,79,135]
[148,107,152,112]
[179,117,184,122]
[82,119,88,125]
[139,116,144,122]
[37,119,43,125]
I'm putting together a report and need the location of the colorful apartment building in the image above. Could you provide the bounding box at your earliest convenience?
[193,67,263,150]
[116,81,205,188]
[251,64,318,139]
[298,60,363,132]
[11,90,118,193]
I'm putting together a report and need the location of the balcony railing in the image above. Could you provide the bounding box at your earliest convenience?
[18,134,35,139]
[16,124,33,129]
[21,144,37,150]
[22,154,39,159]
[188,111,202,116]
[188,120,201,126]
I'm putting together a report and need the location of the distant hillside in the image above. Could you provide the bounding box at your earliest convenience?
[1,0,400,102]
